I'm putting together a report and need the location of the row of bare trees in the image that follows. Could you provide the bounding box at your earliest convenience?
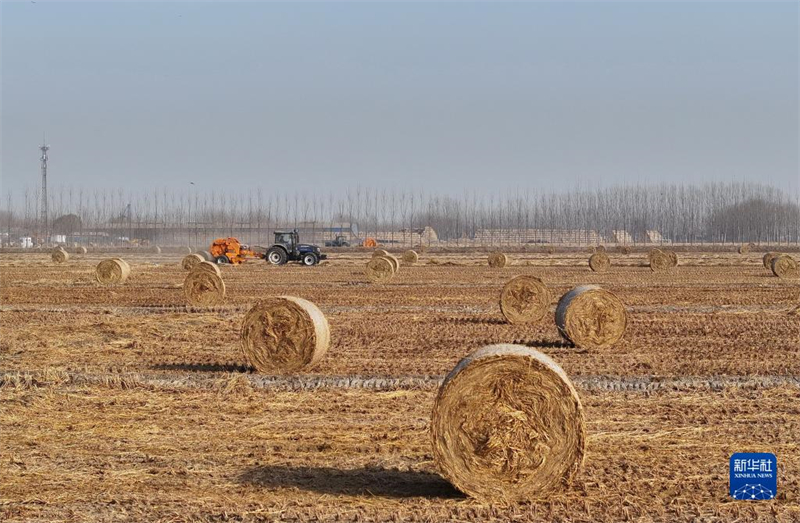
[1,181,798,246]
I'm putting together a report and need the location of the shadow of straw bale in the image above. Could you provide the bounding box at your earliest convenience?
[238,464,462,499]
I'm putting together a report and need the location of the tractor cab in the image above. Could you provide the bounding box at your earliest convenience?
[267,229,326,266]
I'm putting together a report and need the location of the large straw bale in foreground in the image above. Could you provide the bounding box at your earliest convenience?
[240,296,330,373]
[96,258,130,285]
[183,269,225,306]
[365,256,395,283]
[556,285,627,349]
[181,253,205,271]
[499,275,550,324]
[763,252,780,270]
[194,260,222,277]
[771,254,798,279]
[51,248,69,263]
[588,252,610,272]
[431,344,585,502]
[488,252,508,268]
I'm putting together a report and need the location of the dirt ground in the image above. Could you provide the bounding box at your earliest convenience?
[1,250,799,522]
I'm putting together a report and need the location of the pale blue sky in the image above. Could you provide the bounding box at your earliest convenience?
[1,1,798,195]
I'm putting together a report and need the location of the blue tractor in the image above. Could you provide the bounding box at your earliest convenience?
[266,230,326,266]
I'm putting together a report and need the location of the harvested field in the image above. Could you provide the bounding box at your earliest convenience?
[1,250,799,522]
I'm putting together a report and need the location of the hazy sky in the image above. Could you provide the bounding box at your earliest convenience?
[1,1,798,196]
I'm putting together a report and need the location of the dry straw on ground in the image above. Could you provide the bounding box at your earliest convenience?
[431,344,585,503]
[240,296,330,373]
[648,249,671,272]
[181,253,205,271]
[402,250,419,264]
[763,252,780,270]
[771,254,798,279]
[588,252,610,272]
[183,269,226,306]
[488,252,508,268]
[75,246,88,255]
[365,256,395,283]
[95,258,130,285]
[556,285,627,349]
[499,275,550,324]
[51,248,69,263]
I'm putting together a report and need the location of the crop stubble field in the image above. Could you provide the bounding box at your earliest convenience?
[1,250,799,522]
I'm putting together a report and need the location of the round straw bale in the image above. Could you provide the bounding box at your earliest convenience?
[556,285,627,349]
[197,250,214,262]
[616,245,631,255]
[431,344,585,502]
[365,256,395,283]
[763,252,780,269]
[596,245,606,253]
[183,269,226,306]
[193,260,222,277]
[240,296,330,373]
[150,245,162,254]
[588,252,610,272]
[738,244,750,255]
[75,246,88,255]
[373,248,389,258]
[771,254,798,279]
[648,249,670,272]
[183,246,193,254]
[51,248,69,263]
[96,258,131,285]
[488,252,508,268]
[383,254,400,272]
[666,250,678,267]
[402,250,419,264]
[499,275,550,324]
[181,253,205,271]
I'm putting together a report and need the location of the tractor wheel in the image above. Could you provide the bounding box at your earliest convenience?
[267,248,288,266]
[215,255,230,264]
[302,253,318,266]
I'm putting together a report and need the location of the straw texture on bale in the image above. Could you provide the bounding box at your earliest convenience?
[402,250,419,264]
[556,285,627,349]
[95,258,131,285]
[738,244,750,254]
[488,252,508,268]
[194,261,222,277]
[771,254,798,279]
[181,253,205,271]
[383,254,400,273]
[373,249,389,258]
[763,252,780,270]
[499,275,550,324]
[431,344,585,502]
[240,296,331,373]
[51,248,69,263]
[666,250,678,267]
[365,256,395,283]
[75,246,88,255]
[588,252,610,272]
[648,249,671,272]
[183,270,226,306]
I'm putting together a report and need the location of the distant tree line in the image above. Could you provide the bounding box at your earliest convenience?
[1,181,798,245]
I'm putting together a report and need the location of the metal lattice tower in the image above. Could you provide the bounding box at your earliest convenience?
[40,140,50,241]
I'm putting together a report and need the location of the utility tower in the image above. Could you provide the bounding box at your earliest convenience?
[40,140,50,242]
